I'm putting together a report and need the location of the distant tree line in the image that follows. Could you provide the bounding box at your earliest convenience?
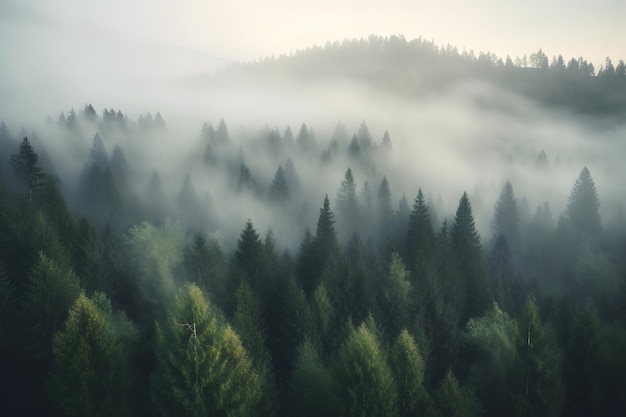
[215,34,626,116]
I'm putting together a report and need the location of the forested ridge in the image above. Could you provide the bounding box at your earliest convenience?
[2,34,626,416]
[209,35,626,117]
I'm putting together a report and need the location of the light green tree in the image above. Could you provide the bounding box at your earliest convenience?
[335,323,398,417]
[380,252,413,336]
[435,370,482,417]
[48,292,131,417]
[466,302,517,416]
[512,295,564,417]
[151,283,261,417]
[389,330,434,417]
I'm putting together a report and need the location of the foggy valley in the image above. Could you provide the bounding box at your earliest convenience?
[1,2,626,417]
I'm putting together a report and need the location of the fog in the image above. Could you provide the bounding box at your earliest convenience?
[3,71,625,251]
[1,7,625,253]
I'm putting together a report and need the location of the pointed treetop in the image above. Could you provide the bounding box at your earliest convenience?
[451,192,481,250]
[360,181,373,211]
[381,130,392,149]
[217,118,230,144]
[11,136,45,200]
[315,195,338,254]
[492,180,520,251]
[297,122,314,150]
[566,166,600,235]
[348,135,361,158]
[82,103,97,122]
[270,165,289,202]
[154,112,166,129]
[357,120,372,149]
[284,157,300,194]
[235,219,262,275]
[237,163,255,193]
[90,133,109,169]
[283,126,294,144]
[407,188,435,262]
[337,168,357,201]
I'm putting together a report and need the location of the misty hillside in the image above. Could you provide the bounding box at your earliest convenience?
[202,35,626,116]
[1,34,626,417]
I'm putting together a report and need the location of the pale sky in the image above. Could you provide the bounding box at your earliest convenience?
[3,0,626,66]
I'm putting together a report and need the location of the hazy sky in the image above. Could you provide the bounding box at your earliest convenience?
[3,0,625,66]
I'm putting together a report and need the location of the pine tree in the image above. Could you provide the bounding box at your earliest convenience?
[492,180,520,253]
[216,118,230,144]
[289,338,337,416]
[357,120,373,151]
[275,275,316,383]
[380,253,412,337]
[90,133,109,169]
[336,168,359,239]
[234,219,263,288]
[237,163,256,193]
[182,232,227,298]
[435,370,482,417]
[109,145,131,193]
[296,228,317,295]
[565,166,601,239]
[348,135,361,158]
[284,157,300,197]
[406,189,435,278]
[297,123,313,151]
[48,292,131,417]
[11,136,45,202]
[151,283,261,417]
[82,103,97,123]
[73,217,108,294]
[451,192,488,322]
[233,280,276,417]
[512,295,564,417]
[335,323,398,417]
[377,176,394,245]
[314,195,339,268]
[466,302,517,416]
[381,130,392,149]
[311,283,336,359]
[125,220,185,325]
[389,330,433,417]
[270,165,289,202]
[78,134,122,228]
[23,252,81,362]
[283,125,294,145]
[334,234,369,325]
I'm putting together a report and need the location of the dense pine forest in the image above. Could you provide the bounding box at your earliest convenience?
[1,36,626,417]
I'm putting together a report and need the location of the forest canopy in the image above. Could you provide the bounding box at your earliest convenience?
[1,35,626,417]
